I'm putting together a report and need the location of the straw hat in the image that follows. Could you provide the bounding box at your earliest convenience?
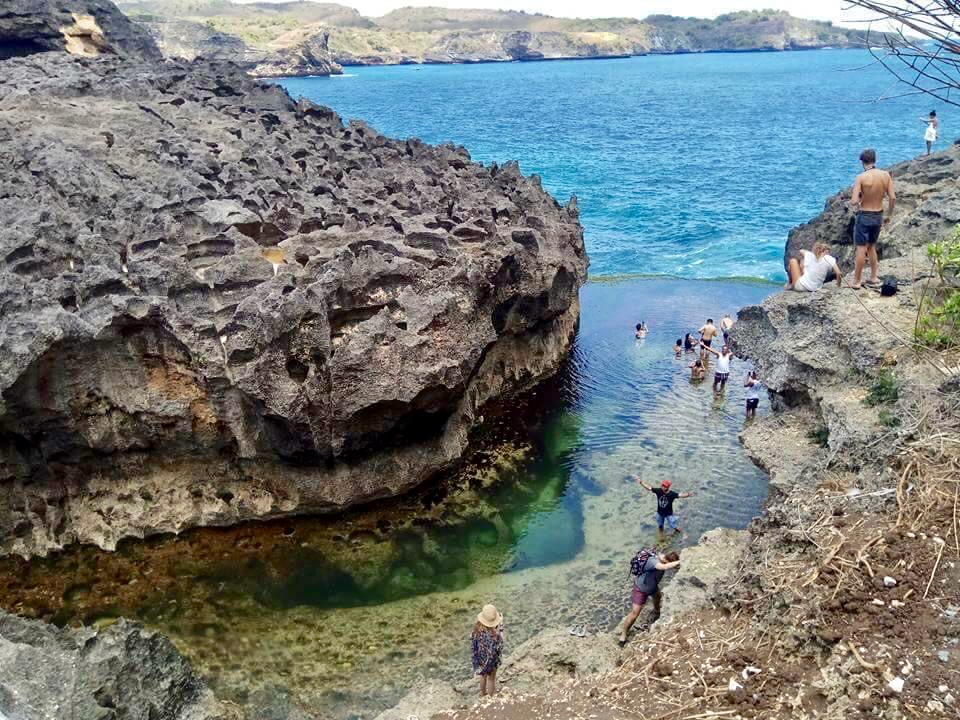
[477,604,503,628]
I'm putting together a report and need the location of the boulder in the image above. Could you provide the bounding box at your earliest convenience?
[0,610,243,720]
[657,527,750,622]
[0,53,587,556]
[0,0,161,60]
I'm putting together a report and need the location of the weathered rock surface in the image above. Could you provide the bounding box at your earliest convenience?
[735,144,960,487]
[0,0,161,60]
[142,19,343,76]
[657,527,750,623]
[784,142,960,272]
[0,51,586,556]
[0,610,243,720]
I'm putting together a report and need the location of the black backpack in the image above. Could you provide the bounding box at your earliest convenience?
[880,276,898,297]
[630,548,657,576]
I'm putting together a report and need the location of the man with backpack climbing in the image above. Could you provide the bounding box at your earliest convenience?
[635,477,694,541]
[618,547,681,646]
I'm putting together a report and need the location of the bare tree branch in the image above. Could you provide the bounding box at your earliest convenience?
[847,0,960,107]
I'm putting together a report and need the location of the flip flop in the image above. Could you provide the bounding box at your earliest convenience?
[865,280,881,288]
[617,636,627,647]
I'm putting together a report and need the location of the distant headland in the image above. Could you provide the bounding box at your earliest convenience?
[116,1,882,76]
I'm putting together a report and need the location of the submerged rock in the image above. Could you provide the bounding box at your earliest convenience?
[0,610,243,719]
[0,50,587,556]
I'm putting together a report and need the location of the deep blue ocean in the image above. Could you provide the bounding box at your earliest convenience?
[281,50,937,281]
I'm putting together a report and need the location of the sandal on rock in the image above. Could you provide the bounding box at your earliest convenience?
[865,280,881,288]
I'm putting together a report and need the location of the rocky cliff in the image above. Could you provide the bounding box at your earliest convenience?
[115,2,881,72]
[142,18,343,76]
[1,0,161,59]
[0,48,586,557]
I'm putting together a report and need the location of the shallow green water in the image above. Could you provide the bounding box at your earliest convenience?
[0,278,773,719]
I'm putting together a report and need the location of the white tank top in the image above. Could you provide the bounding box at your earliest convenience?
[717,353,731,373]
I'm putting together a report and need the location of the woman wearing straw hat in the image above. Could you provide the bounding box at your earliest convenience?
[471,604,504,696]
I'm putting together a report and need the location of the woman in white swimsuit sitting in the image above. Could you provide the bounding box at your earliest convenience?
[786,242,841,292]
[923,110,938,156]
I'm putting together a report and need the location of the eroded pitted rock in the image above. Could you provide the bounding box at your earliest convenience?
[0,0,161,60]
[0,53,587,556]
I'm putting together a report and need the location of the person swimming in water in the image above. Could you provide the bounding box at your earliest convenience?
[688,358,705,381]
[635,322,647,339]
[683,333,696,353]
[673,339,682,358]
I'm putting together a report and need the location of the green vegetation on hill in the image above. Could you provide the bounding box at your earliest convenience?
[117,1,874,59]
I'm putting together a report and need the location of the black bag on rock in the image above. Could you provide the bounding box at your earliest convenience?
[880,276,898,297]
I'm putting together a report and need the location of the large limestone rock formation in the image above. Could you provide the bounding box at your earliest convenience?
[0,52,587,557]
[0,0,161,60]
[0,610,243,720]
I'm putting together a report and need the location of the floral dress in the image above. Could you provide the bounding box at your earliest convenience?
[470,625,504,675]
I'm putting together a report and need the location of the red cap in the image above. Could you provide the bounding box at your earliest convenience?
[661,480,672,489]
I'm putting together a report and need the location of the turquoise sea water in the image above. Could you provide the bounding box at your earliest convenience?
[282,50,934,280]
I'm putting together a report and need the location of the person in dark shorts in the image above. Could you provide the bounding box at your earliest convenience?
[850,149,896,289]
[635,478,694,541]
[701,343,733,394]
[698,319,718,359]
[744,370,762,419]
[618,549,680,646]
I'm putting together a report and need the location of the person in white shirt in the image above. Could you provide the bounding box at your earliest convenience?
[786,242,842,292]
[701,343,733,394]
[744,371,762,419]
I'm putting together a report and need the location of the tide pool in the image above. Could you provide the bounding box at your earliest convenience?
[0,277,773,719]
[282,50,933,280]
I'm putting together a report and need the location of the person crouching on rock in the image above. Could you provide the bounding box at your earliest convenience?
[618,549,681,646]
[471,604,504,696]
[786,242,841,293]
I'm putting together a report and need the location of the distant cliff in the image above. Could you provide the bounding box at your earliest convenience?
[116,2,877,71]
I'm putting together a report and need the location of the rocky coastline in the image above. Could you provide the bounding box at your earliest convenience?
[115,3,881,75]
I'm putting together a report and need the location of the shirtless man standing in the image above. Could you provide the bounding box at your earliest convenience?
[698,318,718,360]
[850,149,896,290]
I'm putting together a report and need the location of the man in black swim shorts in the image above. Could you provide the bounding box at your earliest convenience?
[851,149,896,289]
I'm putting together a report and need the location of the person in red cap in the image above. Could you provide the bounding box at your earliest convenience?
[635,478,693,540]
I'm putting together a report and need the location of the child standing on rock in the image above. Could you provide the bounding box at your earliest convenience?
[471,604,504,696]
